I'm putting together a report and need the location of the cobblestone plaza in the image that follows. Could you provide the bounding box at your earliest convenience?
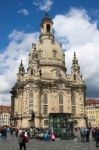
[0,135,98,150]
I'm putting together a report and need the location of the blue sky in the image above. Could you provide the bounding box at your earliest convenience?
[0,0,99,49]
[0,0,99,105]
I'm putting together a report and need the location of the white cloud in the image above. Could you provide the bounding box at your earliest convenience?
[0,30,39,105]
[1,7,99,105]
[17,8,29,15]
[0,93,11,106]
[33,0,53,11]
[53,8,99,98]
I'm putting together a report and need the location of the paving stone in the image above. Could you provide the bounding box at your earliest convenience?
[0,134,98,150]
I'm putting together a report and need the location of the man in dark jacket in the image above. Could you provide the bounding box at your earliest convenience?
[95,128,99,147]
[18,131,28,150]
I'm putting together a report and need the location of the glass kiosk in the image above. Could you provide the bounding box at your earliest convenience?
[49,113,74,139]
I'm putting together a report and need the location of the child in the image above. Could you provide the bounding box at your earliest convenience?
[50,132,55,141]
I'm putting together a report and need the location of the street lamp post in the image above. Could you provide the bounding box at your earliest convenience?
[39,113,43,128]
[14,112,18,127]
[31,110,35,127]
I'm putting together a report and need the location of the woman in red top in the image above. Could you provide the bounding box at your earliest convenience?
[18,131,28,150]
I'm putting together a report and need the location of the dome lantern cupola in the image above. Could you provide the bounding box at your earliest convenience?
[39,10,54,40]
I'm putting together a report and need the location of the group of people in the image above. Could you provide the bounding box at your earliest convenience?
[18,128,55,150]
[0,127,8,139]
[74,127,99,147]
[1,126,99,149]
[0,127,56,150]
[80,127,90,142]
[36,130,56,141]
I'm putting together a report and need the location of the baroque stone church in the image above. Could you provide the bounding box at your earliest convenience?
[11,12,86,128]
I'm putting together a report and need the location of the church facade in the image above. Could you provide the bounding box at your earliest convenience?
[10,12,86,128]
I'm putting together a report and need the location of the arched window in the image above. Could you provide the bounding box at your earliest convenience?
[46,24,50,32]
[59,93,63,112]
[43,93,48,104]
[71,93,76,105]
[71,93,76,115]
[29,93,33,114]
[31,69,33,75]
[29,93,33,102]
[59,94,63,104]
[43,93,48,114]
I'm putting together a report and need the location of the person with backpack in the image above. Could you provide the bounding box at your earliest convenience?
[18,131,29,150]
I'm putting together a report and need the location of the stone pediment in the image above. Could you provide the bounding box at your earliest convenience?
[54,79,70,85]
[54,79,71,89]
[25,82,37,88]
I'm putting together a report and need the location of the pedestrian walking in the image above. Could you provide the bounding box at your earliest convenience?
[15,128,19,137]
[80,127,86,142]
[85,127,90,142]
[18,131,29,150]
[95,127,99,147]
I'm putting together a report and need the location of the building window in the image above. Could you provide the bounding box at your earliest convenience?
[31,69,33,75]
[31,68,36,76]
[59,105,63,112]
[71,93,76,115]
[71,93,76,105]
[43,93,48,104]
[43,93,48,114]
[59,94,63,112]
[29,109,33,114]
[44,119,48,126]
[29,104,33,107]
[59,94,63,104]
[29,93,33,114]
[46,24,50,32]
[29,93,33,102]
[43,105,48,114]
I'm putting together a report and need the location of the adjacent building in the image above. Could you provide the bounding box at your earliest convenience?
[10,12,86,128]
[86,99,99,127]
[0,105,11,126]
